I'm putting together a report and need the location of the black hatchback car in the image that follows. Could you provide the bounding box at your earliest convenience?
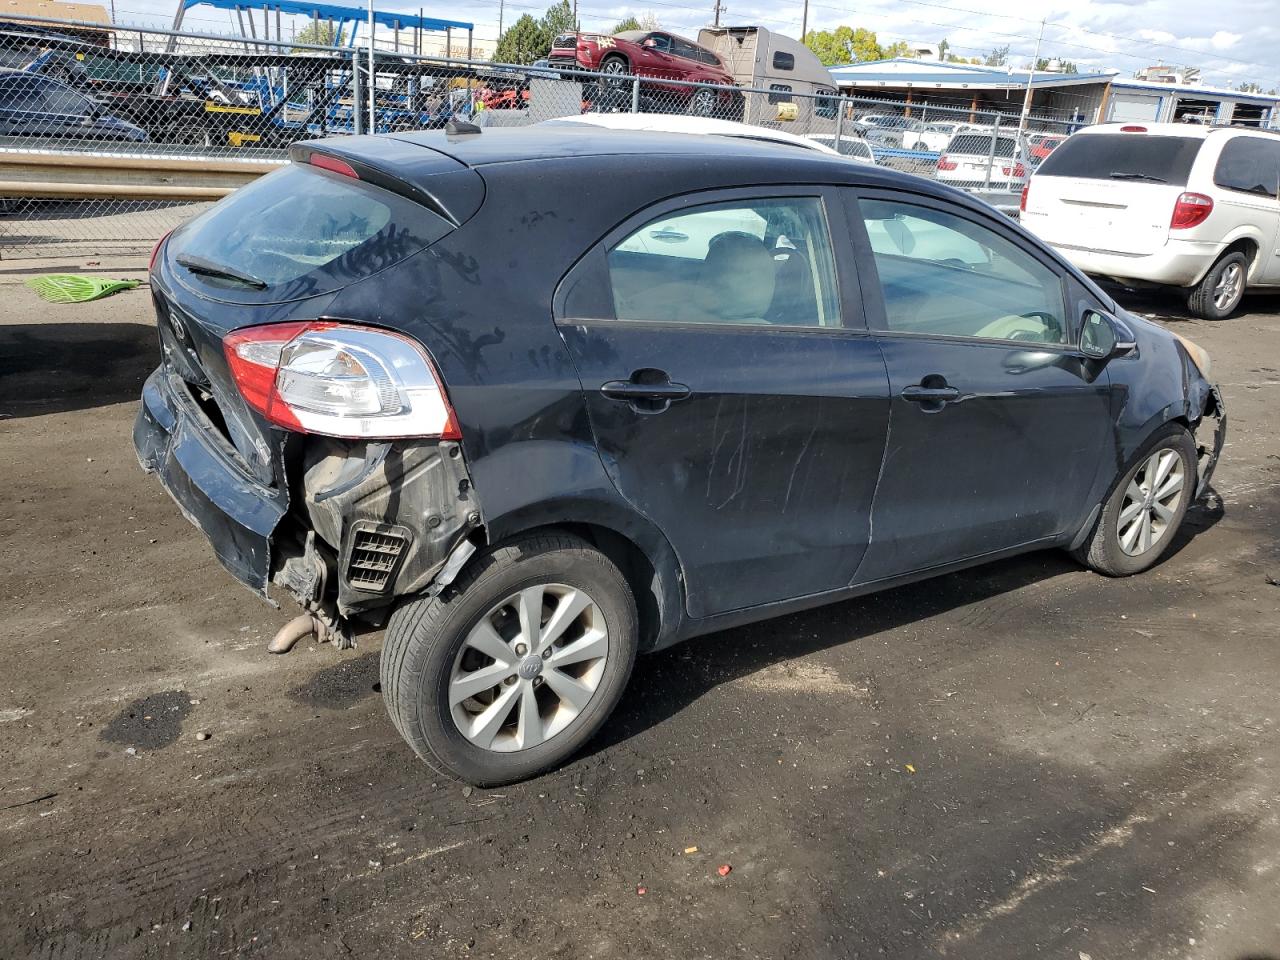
[136,127,1224,785]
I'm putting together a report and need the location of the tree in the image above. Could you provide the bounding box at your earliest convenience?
[937,37,949,61]
[985,44,1009,66]
[493,13,547,65]
[1238,80,1264,93]
[804,25,885,66]
[612,16,642,32]
[614,12,659,32]
[882,40,912,59]
[540,0,576,39]
[293,19,338,50]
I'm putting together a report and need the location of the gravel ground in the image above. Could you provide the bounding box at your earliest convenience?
[2,276,1278,960]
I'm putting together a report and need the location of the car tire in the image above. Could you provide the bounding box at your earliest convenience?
[689,87,718,117]
[1072,423,1197,577]
[599,54,630,91]
[1187,251,1248,320]
[381,531,637,786]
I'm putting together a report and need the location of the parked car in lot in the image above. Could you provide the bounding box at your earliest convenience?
[136,126,1224,785]
[0,68,147,141]
[803,133,875,163]
[1022,123,1280,319]
[906,121,966,153]
[547,30,738,116]
[1028,131,1067,161]
[936,131,1028,190]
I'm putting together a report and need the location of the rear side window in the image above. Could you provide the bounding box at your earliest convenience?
[607,197,841,327]
[171,164,453,298]
[1214,137,1280,197]
[947,135,1017,158]
[773,51,795,70]
[768,83,792,104]
[1037,133,1202,185]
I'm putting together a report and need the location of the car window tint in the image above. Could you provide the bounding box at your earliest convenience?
[860,198,1067,345]
[768,83,792,104]
[1214,137,1280,198]
[1036,133,1202,185]
[646,33,671,53]
[0,75,41,108]
[672,39,700,60]
[38,82,89,116]
[773,51,795,70]
[608,197,841,328]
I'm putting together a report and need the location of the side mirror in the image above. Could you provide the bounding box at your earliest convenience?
[1079,310,1136,359]
[642,38,657,48]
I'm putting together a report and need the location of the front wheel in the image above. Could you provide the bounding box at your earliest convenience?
[1072,423,1197,576]
[381,532,637,785]
[1188,251,1248,320]
[689,87,719,117]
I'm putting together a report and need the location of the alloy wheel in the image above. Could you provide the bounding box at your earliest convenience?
[691,88,717,116]
[1117,448,1186,556]
[1213,261,1243,313]
[448,583,609,752]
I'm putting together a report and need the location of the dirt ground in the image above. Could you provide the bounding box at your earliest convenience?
[2,272,1279,960]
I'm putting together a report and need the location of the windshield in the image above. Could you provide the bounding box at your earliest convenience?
[171,164,452,300]
[1036,133,1203,185]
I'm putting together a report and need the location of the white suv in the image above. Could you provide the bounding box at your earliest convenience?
[1021,123,1280,319]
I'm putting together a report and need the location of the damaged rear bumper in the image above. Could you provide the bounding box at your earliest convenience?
[134,367,285,596]
[134,365,482,620]
[1196,383,1227,496]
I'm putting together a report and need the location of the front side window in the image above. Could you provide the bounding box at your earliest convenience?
[768,83,792,104]
[859,198,1067,345]
[644,33,672,53]
[1214,136,1280,198]
[37,81,90,116]
[608,197,841,327]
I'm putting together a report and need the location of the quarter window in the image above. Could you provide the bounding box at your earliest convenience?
[1214,136,1280,198]
[607,197,841,327]
[859,198,1067,345]
[772,51,795,71]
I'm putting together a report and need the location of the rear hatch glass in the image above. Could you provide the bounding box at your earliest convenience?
[1036,133,1202,185]
[946,135,1018,158]
[169,163,454,304]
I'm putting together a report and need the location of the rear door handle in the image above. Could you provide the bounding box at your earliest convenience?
[901,385,960,402]
[600,381,691,401]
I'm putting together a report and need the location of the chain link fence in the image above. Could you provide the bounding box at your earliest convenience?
[0,16,1082,260]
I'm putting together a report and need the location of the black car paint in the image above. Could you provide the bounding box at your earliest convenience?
[135,128,1223,654]
[0,69,147,142]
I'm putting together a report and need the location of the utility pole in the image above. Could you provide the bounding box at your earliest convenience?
[498,0,504,36]
[1019,17,1045,132]
[800,0,808,41]
[712,0,723,27]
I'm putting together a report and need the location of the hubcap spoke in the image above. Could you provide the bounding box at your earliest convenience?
[449,663,511,707]
[547,626,608,669]
[465,619,515,666]
[1155,471,1183,502]
[1118,498,1145,528]
[538,589,592,651]
[1119,513,1144,552]
[516,586,544,650]
[515,680,543,749]
[1139,510,1153,552]
[543,668,595,714]
[1151,498,1175,522]
[1153,450,1176,488]
[465,682,521,749]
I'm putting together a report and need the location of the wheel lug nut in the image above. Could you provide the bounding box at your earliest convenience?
[541,648,552,659]
[533,676,543,687]
[515,643,528,656]
[504,676,517,686]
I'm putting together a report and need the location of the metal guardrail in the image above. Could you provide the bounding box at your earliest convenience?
[0,14,1082,260]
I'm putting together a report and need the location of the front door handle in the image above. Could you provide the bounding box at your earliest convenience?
[600,370,690,414]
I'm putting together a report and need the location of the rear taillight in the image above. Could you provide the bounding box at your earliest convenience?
[223,322,460,440]
[1171,192,1214,230]
[936,155,957,171]
[149,229,173,274]
[1020,182,1030,212]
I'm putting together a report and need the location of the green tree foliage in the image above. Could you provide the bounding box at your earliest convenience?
[612,16,642,33]
[293,19,338,50]
[1035,57,1078,73]
[804,25,888,66]
[985,44,1009,66]
[493,13,548,64]
[541,0,576,39]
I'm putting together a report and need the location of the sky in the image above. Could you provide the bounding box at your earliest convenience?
[103,0,1280,89]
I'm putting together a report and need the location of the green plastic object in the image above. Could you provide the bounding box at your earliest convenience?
[25,274,141,304]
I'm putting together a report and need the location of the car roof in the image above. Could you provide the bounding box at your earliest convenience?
[545,112,841,155]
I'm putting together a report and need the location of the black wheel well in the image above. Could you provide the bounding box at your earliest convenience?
[553,522,663,649]
[1223,237,1259,272]
[601,52,629,67]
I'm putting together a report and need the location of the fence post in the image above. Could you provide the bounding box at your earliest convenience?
[631,76,640,113]
[351,60,364,135]
[834,97,844,150]
[982,114,1001,191]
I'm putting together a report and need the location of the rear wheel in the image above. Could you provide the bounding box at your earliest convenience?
[689,87,718,117]
[1188,251,1247,320]
[600,55,630,92]
[381,532,637,785]
[1072,423,1197,576]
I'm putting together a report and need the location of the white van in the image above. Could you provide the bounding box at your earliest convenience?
[1022,123,1280,319]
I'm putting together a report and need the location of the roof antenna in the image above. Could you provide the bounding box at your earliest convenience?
[445,119,483,137]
